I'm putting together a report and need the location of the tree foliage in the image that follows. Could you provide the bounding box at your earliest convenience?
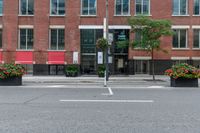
[128,16,173,52]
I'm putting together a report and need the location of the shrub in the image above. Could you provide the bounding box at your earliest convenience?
[97,65,106,77]
[65,65,79,77]
[165,63,200,79]
[0,63,25,79]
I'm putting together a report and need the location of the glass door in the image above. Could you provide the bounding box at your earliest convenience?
[135,60,149,74]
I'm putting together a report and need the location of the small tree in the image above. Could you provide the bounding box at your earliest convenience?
[128,16,173,80]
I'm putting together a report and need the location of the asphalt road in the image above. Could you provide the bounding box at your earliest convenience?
[0,85,199,133]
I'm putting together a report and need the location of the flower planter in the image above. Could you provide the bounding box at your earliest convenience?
[170,77,198,87]
[0,77,22,86]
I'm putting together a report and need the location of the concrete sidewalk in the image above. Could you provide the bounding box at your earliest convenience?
[22,75,171,87]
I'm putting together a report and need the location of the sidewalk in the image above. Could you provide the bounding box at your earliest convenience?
[22,75,171,87]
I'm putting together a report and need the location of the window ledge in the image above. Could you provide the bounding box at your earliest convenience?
[0,49,3,51]
[134,14,152,16]
[49,15,65,17]
[192,48,200,50]
[16,49,34,51]
[80,15,97,17]
[172,15,190,17]
[47,50,66,52]
[114,15,131,17]
[18,15,34,17]
[193,15,200,16]
[172,48,190,50]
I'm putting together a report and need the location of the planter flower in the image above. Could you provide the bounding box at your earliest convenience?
[165,63,200,87]
[0,63,25,86]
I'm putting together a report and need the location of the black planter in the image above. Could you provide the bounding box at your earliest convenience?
[170,77,198,87]
[0,76,22,86]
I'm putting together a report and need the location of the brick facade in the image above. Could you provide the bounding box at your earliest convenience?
[0,0,200,75]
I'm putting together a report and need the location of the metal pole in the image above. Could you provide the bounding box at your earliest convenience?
[105,0,109,81]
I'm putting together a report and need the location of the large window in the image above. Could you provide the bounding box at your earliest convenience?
[20,0,34,15]
[173,29,187,48]
[19,29,33,50]
[50,0,65,15]
[115,0,130,15]
[193,29,200,48]
[50,29,65,50]
[173,0,188,15]
[135,0,150,15]
[0,0,3,15]
[194,0,200,15]
[81,0,96,15]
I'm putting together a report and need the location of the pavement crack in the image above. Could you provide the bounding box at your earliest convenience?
[23,93,47,104]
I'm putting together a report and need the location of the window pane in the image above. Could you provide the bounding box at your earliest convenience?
[21,0,27,15]
[116,0,122,15]
[193,30,199,48]
[143,0,149,14]
[123,0,129,15]
[0,0,3,14]
[27,29,33,49]
[180,30,186,48]
[81,29,96,53]
[20,29,27,49]
[173,29,179,48]
[194,0,200,15]
[0,29,2,48]
[89,0,96,15]
[51,29,57,50]
[58,0,65,15]
[180,0,187,15]
[136,0,142,14]
[58,29,64,50]
[51,0,57,15]
[28,0,34,15]
[82,0,88,15]
[173,0,179,15]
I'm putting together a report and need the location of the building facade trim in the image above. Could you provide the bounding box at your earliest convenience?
[171,25,190,29]
[18,25,34,28]
[133,56,152,60]
[49,25,65,29]
[171,57,190,60]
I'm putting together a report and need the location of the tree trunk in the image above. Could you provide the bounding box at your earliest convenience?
[151,49,155,81]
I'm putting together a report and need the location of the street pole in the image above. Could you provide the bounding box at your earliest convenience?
[103,0,109,87]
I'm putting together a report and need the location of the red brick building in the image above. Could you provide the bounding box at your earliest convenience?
[0,0,200,75]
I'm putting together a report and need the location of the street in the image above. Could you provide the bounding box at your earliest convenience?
[0,84,199,133]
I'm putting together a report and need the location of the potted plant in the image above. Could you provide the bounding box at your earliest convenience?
[165,63,200,87]
[97,65,106,77]
[0,63,25,86]
[65,65,79,77]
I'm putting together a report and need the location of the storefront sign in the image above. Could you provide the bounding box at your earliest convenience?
[73,52,79,64]
[98,52,103,64]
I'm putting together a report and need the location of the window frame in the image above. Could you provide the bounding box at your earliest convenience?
[18,28,34,50]
[172,0,188,16]
[194,0,200,15]
[193,29,200,48]
[50,0,65,16]
[19,0,34,16]
[81,0,97,16]
[114,0,130,16]
[135,0,151,16]
[0,0,3,16]
[172,29,188,49]
[49,28,65,51]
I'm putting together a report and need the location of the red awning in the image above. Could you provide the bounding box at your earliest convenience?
[15,51,33,64]
[48,52,65,64]
[0,52,2,63]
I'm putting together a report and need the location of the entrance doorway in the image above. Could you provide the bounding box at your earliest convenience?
[135,60,149,74]
[49,65,64,75]
[81,54,96,74]
[114,55,128,74]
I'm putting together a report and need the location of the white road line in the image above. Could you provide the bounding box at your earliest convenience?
[59,100,154,103]
[101,87,114,96]
[108,87,114,95]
